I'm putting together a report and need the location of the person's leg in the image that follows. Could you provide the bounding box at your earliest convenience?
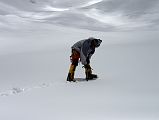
[84,64,92,79]
[67,49,80,82]
[84,64,97,80]
[67,64,76,81]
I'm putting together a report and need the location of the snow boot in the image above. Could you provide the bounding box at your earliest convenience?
[84,64,98,80]
[67,64,76,82]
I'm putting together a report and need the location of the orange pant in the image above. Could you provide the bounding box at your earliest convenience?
[70,49,80,66]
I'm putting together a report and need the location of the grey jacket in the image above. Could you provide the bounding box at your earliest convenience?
[71,38,96,65]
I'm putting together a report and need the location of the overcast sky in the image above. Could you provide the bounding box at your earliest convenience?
[0,0,159,31]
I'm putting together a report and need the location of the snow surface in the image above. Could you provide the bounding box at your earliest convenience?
[0,22,159,120]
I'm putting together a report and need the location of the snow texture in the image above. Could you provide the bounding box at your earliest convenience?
[0,0,159,31]
[0,23,159,120]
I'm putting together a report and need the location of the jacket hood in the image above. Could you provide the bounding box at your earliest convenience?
[88,37,102,47]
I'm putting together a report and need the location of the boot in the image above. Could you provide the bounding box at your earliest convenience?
[84,64,97,80]
[67,64,76,82]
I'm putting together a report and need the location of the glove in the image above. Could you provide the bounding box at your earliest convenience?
[84,64,91,69]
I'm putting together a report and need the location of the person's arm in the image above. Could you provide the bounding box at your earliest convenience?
[86,50,95,64]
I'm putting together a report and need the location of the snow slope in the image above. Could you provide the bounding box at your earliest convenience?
[0,22,159,120]
[0,0,159,31]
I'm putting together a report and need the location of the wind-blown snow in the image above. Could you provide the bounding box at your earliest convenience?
[43,5,70,12]
[0,0,159,31]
